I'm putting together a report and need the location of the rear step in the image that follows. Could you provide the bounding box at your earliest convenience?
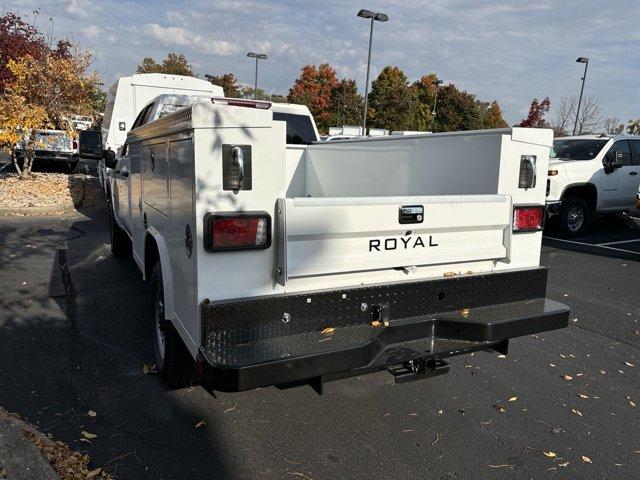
[388,358,450,383]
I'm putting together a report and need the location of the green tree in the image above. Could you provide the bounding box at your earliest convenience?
[288,64,339,133]
[136,52,193,76]
[368,66,425,132]
[241,85,268,100]
[429,84,482,132]
[330,78,363,127]
[412,74,439,130]
[477,100,508,129]
[207,73,241,98]
[627,119,640,135]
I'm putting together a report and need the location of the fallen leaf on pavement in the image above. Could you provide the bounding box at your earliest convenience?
[571,408,583,417]
[577,394,589,399]
[87,410,97,417]
[143,363,157,374]
[558,462,569,467]
[581,455,592,464]
[195,420,206,428]
[625,362,635,367]
[321,327,335,335]
[81,430,97,439]
[543,451,557,458]
[563,374,573,381]
[508,396,518,402]
[493,405,506,413]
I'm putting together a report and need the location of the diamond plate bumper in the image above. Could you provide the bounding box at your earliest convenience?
[200,268,569,391]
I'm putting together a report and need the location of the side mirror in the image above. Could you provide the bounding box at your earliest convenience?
[78,130,103,160]
[103,149,117,169]
[603,151,623,173]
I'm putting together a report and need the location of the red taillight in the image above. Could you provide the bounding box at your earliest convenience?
[513,206,544,232]
[73,139,78,149]
[204,213,271,252]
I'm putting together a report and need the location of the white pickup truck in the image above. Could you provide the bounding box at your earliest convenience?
[546,134,640,235]
[14,129,77,171]
[80,97,569,393]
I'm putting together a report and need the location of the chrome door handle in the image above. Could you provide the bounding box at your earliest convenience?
[232,146,244,187]
[629,171,638,176]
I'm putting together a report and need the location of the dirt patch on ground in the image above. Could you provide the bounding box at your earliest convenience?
[0,173,104,211]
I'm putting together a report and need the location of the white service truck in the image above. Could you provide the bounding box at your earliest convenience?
[546,134,640,235]
[80,98,569,393]
[96,74,223,190]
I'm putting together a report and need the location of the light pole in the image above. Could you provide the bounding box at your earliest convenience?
[573,57,589,136]
[247,52,267,99]
[431,79,444,132]
[357,9,388,135]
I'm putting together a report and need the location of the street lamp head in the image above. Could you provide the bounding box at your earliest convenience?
[576,57,589,63]
[357,9,375,19]
[433,79,444,86]
[374,12,389,22]
[247,52,267,59]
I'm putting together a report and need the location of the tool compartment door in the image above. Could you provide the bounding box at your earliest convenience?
[279,195,511,280]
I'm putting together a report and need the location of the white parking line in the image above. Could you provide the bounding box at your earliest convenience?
[543,236,640,255]
[597,239,640,246]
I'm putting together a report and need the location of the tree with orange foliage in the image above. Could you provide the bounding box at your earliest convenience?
[287,64,339,133]
[0,50,101,177]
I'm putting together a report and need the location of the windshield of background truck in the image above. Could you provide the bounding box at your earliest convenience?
[272,112,317,144]
[551,139,608,160]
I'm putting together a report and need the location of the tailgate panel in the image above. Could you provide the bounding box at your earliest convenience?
[280,195,511,280]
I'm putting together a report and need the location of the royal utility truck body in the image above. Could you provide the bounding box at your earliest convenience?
[95,99,569,393]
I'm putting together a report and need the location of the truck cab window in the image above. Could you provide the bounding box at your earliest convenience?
[131,106,149,130]
[272,112,317,145]
[609,141,632,166]
[631,140,640,165]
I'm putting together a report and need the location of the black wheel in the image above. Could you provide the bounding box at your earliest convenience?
[150,261,197,388]
[108,203,131,257]
[67,159,79,173]
[560,197,589,236]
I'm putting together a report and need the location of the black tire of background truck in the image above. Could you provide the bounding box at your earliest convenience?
[67,159,79,173]
[560,197,590,236]
[150,261,198,389]
[108,203,132,257]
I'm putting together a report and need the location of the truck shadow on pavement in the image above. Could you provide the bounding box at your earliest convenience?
[0,207,234,479]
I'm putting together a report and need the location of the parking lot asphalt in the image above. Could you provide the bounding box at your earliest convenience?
[0,208,638,480]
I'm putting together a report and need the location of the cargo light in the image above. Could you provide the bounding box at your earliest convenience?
[519,155,537,189]
[73,139,78,150]
[211,97,271,110]
[204,213,271,252]
[513,205,544,233]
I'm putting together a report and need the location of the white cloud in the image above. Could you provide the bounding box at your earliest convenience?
[64,0,98,19]
[81,25,102,39]
[142,23,239,56]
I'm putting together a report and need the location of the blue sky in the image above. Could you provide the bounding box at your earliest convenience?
[5,0,640,125]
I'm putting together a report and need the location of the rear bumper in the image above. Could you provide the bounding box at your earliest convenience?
[200,268,569,391]
[14,150,75,162]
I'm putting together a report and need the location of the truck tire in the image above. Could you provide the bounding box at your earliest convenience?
[560,197,589,236]
[108,204,131,257]
[150,261,197,389]
[67,159,79,173]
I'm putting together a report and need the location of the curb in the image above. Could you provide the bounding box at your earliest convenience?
[0,408,58,480]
